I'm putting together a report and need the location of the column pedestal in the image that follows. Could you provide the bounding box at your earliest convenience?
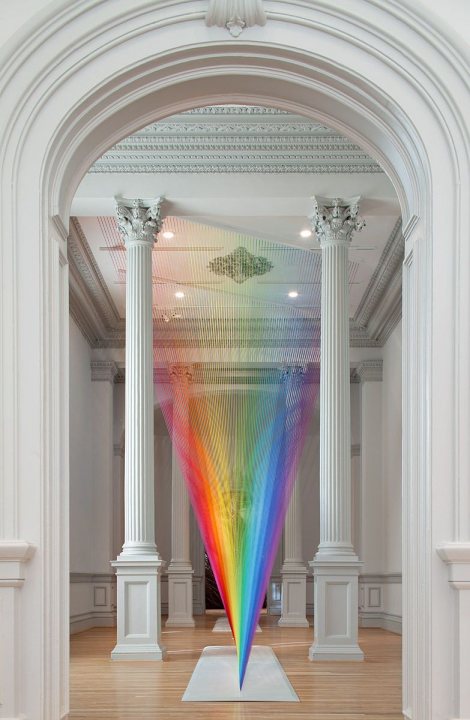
[309,558,363,660]
[166,562,195,627]
[111,557,166,660]
[278,562,309,627]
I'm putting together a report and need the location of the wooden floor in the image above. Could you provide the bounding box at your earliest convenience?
[70,613,402,719]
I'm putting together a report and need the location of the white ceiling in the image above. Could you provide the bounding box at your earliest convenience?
[70,105,402,347]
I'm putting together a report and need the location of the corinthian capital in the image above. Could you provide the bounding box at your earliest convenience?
[311,196,365,247]
[169,364,194,385]
[115,197,163,246]
[280,364,307,383]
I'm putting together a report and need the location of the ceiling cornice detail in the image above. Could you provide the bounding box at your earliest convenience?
[68,211,399,350]
[354,219,404,343]
[89,106,382,175]
[68,217,124,346]
[115,364,360,386]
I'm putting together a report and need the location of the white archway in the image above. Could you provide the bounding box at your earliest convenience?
[1,2,469,718]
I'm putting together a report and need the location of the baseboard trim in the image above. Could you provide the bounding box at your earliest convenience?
[70,611,116,635]
[359,611,402,635]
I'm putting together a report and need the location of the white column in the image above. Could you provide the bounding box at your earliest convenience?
[111,198,165,660]
[310,196,364,661]
[166,364,195,627]
[279,367,309,627]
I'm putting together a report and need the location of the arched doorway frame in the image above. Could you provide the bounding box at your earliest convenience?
[1,2,469,718]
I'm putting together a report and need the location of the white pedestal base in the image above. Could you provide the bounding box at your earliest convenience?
[111,555,166,660]
[166,563,195,627]
[309,556,363,661]
[212,615,261,633]
[182,646,299,701]
[278,563,309,627]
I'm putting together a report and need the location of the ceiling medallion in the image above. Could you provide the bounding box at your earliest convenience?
[209,246,274,284]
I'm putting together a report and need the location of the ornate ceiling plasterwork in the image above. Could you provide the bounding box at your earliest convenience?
[68,215,402,350]
[89,106,383,175]
[208,246,274,283]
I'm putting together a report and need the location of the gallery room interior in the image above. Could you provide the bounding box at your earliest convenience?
[0,2,469,719]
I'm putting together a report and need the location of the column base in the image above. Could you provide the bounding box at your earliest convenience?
[111,643,166,660]
[309,644,364,661]
[166,562,195,627]
[309,554,363,662]
[111,554,166,661]
[278,562,309,628]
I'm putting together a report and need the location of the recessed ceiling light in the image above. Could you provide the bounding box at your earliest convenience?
[288,291,299,298]
[162,230,174,239]
[300,229,312,238]
[174,291,185,299]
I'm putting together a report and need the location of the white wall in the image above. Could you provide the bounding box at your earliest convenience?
[382,321,402,574]
[358,321,403,633]
[69,319,116,633]
[381,321,403,624]
[69,319,94,574]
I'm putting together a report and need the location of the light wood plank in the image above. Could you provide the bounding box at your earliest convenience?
[70,614,402,719]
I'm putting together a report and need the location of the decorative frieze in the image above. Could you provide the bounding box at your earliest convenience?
[89,106,382,175]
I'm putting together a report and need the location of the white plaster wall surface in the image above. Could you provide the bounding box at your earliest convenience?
[382,322,402,574]
[361,380,384,574]
[69,319,94,573]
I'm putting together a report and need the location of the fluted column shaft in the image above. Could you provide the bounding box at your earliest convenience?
[283,368,304,563]
[166,364,195,627]
[279,367,309,627]
[318,240,353,553]
[170,367,192,564]
[122,237,157,554]
[313,198,364,557]
[284,479,303,562]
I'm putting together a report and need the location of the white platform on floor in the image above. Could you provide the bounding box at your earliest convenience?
[182,645,299,702]
[212,616,261,633]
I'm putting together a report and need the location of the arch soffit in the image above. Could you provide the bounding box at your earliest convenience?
[0,0,468,231]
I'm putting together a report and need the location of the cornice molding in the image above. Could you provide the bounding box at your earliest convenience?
[89,106,382,175]
[116,363,363,386]
[90,360,118,383]
[354,359,383,383]
[69,217,124,347]
[354,219,404,344]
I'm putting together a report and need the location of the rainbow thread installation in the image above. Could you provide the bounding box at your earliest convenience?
[150,226,321,686]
